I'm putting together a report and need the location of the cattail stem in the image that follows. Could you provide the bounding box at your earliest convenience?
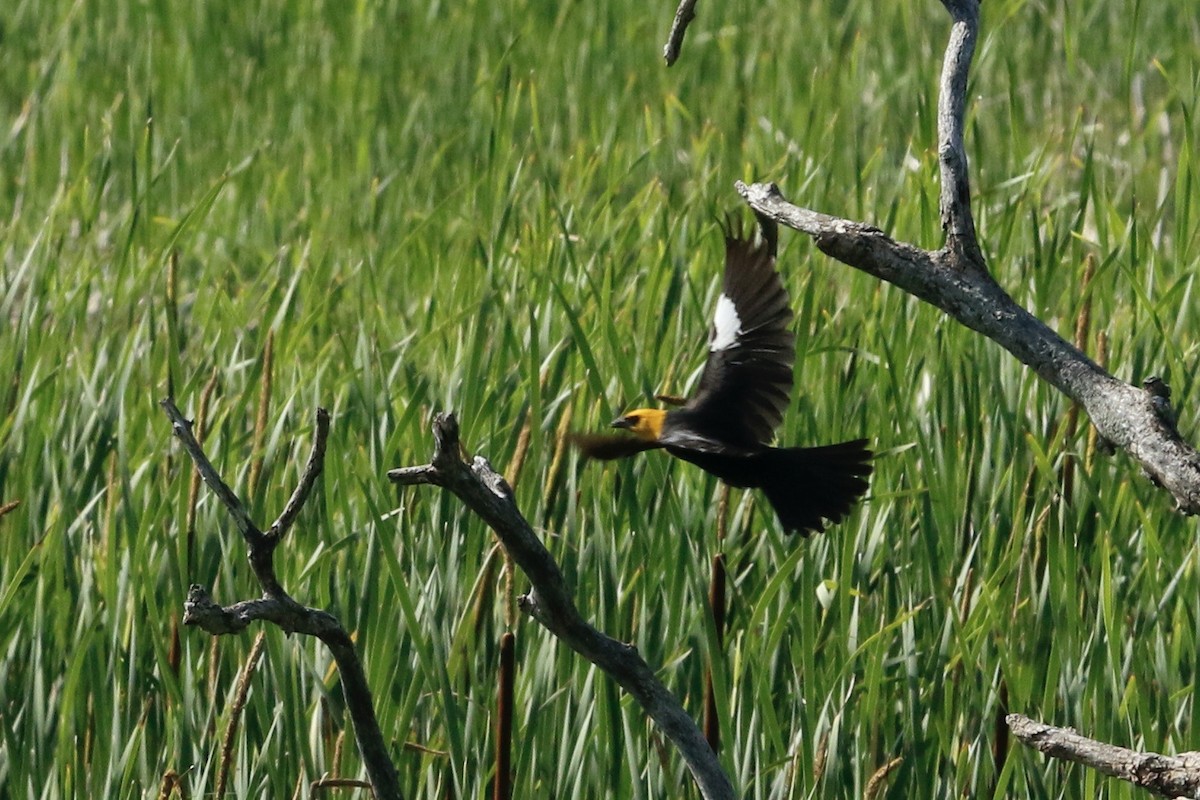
[703,552,727,754]
[494,632,516,800]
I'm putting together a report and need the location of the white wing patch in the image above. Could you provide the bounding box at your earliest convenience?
[710,293,741,352]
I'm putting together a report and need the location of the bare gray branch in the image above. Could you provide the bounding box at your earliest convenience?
[388,412,736,800]
[937,0,983,267]
[183,584,343,637]
[663,0,700,66]
[162,398,262,545]
[268,407,330,542]
[735,0,1200,515]
[1009,714,1200,798]
[163,400,403,800]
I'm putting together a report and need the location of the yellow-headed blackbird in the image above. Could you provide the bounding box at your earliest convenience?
[573,215,872,535]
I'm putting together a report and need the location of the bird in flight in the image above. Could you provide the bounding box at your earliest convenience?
[572,214,872,535]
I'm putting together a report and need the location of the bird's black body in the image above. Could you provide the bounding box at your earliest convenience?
[573,215,872,536]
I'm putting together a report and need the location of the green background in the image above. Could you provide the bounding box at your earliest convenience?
[1,0,1198,796]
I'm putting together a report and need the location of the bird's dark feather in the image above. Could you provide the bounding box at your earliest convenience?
[681,217,795,447]
[569,433,662,461]
[669,438,873,535]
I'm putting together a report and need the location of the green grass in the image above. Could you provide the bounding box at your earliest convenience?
[2,0,1199,797]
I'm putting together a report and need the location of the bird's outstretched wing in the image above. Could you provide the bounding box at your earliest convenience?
[569,433,662,460]
[670,216,795,449]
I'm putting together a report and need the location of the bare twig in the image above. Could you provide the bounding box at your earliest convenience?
[735,0,1200,515]
[1008,714,1200,798]
[267,412,329,543]
[936,0,983,267]
[162,398,403,800]
[388,412,735,800]
[163,400,260,545]
[663,0,700,66]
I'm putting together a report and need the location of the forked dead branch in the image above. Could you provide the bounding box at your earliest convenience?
[161,399,403,800]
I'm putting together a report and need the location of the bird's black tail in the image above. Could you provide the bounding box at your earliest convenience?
[754,439,872,536]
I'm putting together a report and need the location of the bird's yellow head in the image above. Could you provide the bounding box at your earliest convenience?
[611,408,667,442]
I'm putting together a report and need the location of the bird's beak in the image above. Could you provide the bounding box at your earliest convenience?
[611,415,634,430]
